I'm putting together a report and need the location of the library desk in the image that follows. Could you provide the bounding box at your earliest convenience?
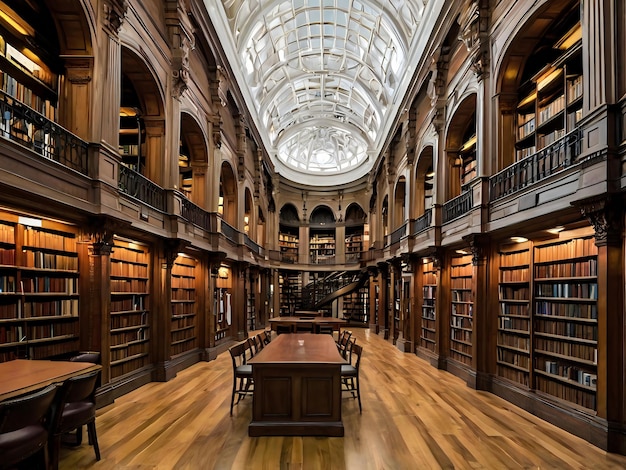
[247,333,346,437]
[0,359,101,401]
[268,316,347,334]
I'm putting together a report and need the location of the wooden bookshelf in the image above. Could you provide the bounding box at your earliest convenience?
[420,259,437,352]
[532,232,598,410]
[345,230,363,263]
[171,255,197,357]
[515,22,582,161]
[497,243,531,386]
[110,239,150,379]
[310,231,336,265]
[279,230,299,264]
[214,265,232,342]
[449,253,473,366]
[118,115,145,172]
[247,291,256,332]
[279,271,302,316]
[0,213,79,362]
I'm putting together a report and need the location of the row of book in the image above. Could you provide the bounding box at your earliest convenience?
[21,299,78,317]
[500,303,529,316]
[111,295,147,313]
[534,237,596,262]
[112,243,149,263]
[0,222,14,244]
[450,342,472,362]
[1,74,57,121]
[110,311,147,330]
[451,315,473,329]
[172,277,196,289]
[20,276,77,294]
[25,322,77,341]
[496,366,529,386]
[537,94,565,125]
[516,146,537,160]
[540,360,597,388]
[452,303,473,317]
[111,328,150,347]
[497,348,530,368]
[535,301,597,319]
[172,290,196,301]
[452,289,472,302]
[535,338,597,363]
[0,275,15,293]
[23,228,76,252]
[171,316,195,330]
[171,329,196,344]
[421,310,436,320]
[535,320,597,341]
[497,331,530,350]
[110,353,149,379]
[517,115,536,139]
[535,282,597,299]
[537,128,566,149]
[423,285,436,298]
[25,250,78,270]
[499,316,529,331]
[111,261,149,278]
[535,258,597,278]
[535,375,596,409]
[171,340,197,356]
[566,75,583,104]
[171,303,195,316]
[111,278,148,293]
[110,340,149,362]
[172,264,196,278]
[451,277,472,290]
[499,267,530,282]
[0,247,15,265]
[499,285,529,300]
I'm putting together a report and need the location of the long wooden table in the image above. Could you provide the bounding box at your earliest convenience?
[268,316,347,334]
[247,333,346,437]
[0,359,101,401]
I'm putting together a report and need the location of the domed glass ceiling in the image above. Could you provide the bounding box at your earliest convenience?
[206,0,443,185]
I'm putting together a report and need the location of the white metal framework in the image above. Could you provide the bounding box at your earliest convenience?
[207,0,443,185]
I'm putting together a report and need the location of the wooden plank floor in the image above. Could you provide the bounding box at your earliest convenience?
[61,329,626,469]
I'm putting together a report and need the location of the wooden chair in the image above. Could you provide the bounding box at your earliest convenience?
[337,330,353,359]
[341,342,363,414]
[258,330,270,346]
[0,383,58,470]
[65,351,101,446]
[228,341,253,415]
[49,369,101,469]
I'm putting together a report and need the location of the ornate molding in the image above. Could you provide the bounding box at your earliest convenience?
[575,196,623,247]
[103,0,128,35]
[462,234,488,266]
[424,246,443,270]
[85,217,120,256]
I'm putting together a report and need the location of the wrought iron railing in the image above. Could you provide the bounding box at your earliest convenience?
[118,165,166,211]
[490,129,582,201]
[220,219,238,245]
[244,235,263,256]
[388,222,407,246]
[412,209,432,235]
[0,91,88,174]
[180,198,213,232]
[442,190,473,223]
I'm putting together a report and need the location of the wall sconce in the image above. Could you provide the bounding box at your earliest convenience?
[218,265,229,279]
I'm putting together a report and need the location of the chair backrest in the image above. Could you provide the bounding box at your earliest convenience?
[245,336,259,360]
[50,370,100,434]
[254,334,265,352]
[350,343,363,370]
[345,338,357,362]
[258,330,269,345]
[229,341,248,368]
[0,384,57,434]
[70,351,101,364]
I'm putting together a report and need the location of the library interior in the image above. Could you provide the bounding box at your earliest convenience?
[1,0,626,468]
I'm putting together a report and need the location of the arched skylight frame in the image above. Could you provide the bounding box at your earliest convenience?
[208,0,442,185]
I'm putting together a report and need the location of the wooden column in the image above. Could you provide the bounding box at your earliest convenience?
[367,266,379,334]
[463,234,491,390]
[578,196,625,453]
[377,262,390,339]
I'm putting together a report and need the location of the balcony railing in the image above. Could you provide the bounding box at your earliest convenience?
[387,222,407,247]
[490,129,582,202]
[220,219,238,245]
[0,91,88,175]
[412,209,432,235]
[118,165,166,211]
[180,198,214,232]
[244,235,264,256]
[442,190,473,223]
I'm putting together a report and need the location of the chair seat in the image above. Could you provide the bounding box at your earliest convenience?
[57,402,96,432]
[236,364,253,376]
[341,364,357,376]
[0,425,47,463]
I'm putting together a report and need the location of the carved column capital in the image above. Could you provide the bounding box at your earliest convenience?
[575,195,624,247]
[423,246,443,270]
[103,0,128,35]
[85,217,122,256]
[463,233,488,266]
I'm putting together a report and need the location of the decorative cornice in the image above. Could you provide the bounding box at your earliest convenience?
[103,0,128,35]
[575,195,623,247]
[462,233,488,266]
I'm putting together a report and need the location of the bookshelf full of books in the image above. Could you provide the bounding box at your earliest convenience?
[170,255,197,357]
[420,258,437,352]
[345,230,363,264]
[279,270,302,316]
[449,253,473,366]
[110,239,150,379]
[532,233,598,410]
[309,231,336,265]
[497,243,531,386]
[515,22,582,161]
[279,229,299,264]
[247,290,256,332]
[0,213,80,362]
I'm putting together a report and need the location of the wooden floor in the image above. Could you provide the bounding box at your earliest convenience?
[61,329,626,469]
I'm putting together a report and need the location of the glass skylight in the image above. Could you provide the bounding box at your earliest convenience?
[209,0,440,184]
